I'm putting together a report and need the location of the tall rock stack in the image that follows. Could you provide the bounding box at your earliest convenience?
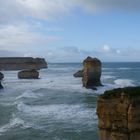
[82,56,102,89]
[0,72,4,89]
[97,87,140,140]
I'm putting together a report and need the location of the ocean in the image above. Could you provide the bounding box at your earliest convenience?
[0,62,140,140]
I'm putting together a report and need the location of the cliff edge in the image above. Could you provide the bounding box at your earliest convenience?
[97,87,140,140]
[0,57,47,70]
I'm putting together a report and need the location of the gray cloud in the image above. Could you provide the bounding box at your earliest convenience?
[0,50,23,57]
[0,24,61,50]
[79,0,140,12]
[0,0,140,24]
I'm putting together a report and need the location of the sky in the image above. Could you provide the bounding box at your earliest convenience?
[0,0,140,62]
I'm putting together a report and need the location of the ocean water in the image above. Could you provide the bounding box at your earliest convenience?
[0,62,140,140]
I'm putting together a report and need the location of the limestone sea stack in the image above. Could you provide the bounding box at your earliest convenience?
[18,69,39,79]
[97,87,140,140]
[0,57,47,70]
[82,56,102,89]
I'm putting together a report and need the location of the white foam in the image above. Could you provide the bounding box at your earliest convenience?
[16,90,39,100]
[102,68,113,70]
[17,102,97,125]
[114,79,135,87]
[101,75,116,80]
[118,67,131,70]
[0,116,31,135]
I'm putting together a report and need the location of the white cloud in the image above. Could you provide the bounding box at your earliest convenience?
[0,24,60,50]
[0,50,23,57]
[102,45,111,52]
[101,44,121,55]
[0,0,140,24]
[116,49,121,54]
[0,0,139,62]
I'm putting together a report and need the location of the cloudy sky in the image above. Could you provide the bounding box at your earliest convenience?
[0,0,140,62]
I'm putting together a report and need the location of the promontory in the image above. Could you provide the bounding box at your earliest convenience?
[0,57,47,70]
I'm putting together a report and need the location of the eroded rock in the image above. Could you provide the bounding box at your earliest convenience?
[0,57,47,70]
[0,72,4,89]
[82,56,102,89]
[73,70,83,78]
[0,82,3,89]
[18,69,39,79]
[97,87,140,140]
[0,72,4,80]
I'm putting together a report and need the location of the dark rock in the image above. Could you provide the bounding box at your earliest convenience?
[18,69,39,79]
[0,57,47,70]
[0,72,4,80]
[0,81,3,89]
[73,70,83,77]
[82,56,102,89]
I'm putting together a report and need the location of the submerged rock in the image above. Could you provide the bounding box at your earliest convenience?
[18,69,39,79]
[97,87,140,140]
[82,56,102,89]
[73,70,83,78]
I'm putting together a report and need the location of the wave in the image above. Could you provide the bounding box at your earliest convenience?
[117,67,132,70]
[16,90,39,100]
[96,79,135,94]
[102,68,113,70]
[101,75,116,80]
[114,79,135,87]
[17,102,97,125]
[0,115,31,135]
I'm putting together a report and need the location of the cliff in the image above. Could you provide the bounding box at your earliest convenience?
[0,57,47,70]
[97,87,140,140]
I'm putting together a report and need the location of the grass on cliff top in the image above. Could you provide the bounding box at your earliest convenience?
[101,86,140,99]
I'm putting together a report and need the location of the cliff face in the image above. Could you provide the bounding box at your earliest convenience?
[0,57,47,70]
[97,87,140,140]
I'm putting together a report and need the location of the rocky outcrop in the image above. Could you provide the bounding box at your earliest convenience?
[0,72,4,80]
[0,57,47,70]
[0,82,3,89]
[73,70,83,78]
[0,72,4,89]
[97,87,140,140]
[82,56,102,89]
[18,69,39,79]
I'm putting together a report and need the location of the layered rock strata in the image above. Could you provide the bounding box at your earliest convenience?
[97,87,140,140]
[82,56,102,89]
[0,57,47,70]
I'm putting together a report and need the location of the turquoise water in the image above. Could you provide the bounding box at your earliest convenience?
[0,62,140,140]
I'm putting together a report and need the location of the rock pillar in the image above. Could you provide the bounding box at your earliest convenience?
[82,56,102,89]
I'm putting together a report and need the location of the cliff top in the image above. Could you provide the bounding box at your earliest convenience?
[100,86,140,99]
